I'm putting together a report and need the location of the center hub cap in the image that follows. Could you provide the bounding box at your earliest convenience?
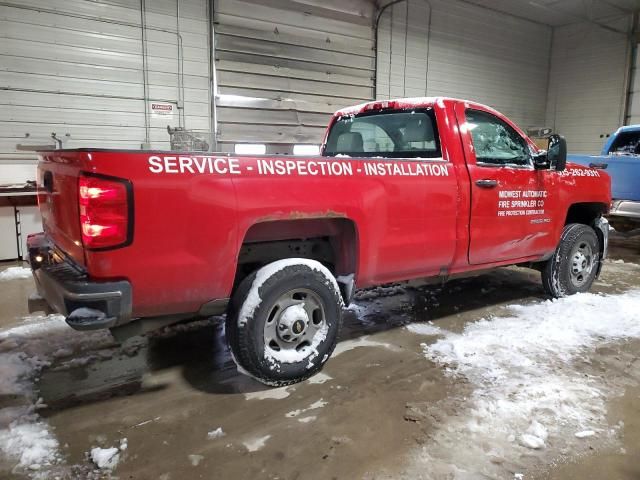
[573,252,588,273]
[277,304,309,343]
[292,320,305,334]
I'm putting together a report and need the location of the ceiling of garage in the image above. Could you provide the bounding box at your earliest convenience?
[374,0,640,26]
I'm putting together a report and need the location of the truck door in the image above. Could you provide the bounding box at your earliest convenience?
[455,104,558,264]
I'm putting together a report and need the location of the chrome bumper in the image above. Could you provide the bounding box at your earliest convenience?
[610,200,640,220]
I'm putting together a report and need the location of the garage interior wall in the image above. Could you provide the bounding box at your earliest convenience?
[377,1,634,154]
[546,18,632,154]
[213,0,376,153]
[376,0,552,129]
[625,41,640,125]
[1,0,211,183]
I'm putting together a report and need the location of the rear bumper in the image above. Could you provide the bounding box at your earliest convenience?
[610,200,640,221]
[28,233,132,330]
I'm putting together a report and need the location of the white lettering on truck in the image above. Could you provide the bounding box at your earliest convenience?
[148,156,240,175]
[256,159,353,176]
[497,190,548,218]
[147,155,449,178]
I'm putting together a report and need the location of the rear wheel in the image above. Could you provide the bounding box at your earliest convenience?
[541,223,600,298]
[226,259,343,386]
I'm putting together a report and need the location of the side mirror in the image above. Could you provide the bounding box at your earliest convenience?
[547,134,567,172]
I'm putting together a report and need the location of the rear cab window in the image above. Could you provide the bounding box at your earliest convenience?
[608,131,640,155]
[324,108,442,159]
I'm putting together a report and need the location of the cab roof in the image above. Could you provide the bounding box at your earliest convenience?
[333,97,496,118]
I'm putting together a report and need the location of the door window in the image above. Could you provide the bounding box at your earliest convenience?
[465,109,531,167]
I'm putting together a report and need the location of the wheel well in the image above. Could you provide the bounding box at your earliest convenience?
[234,218,358,287]
[565,202,607,226]
[564,202,608,262]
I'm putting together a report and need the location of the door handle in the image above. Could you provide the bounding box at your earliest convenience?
[589,162,608,169]
[475,179,498,188]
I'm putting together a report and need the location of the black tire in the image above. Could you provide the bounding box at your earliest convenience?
[226,259,343,386]
[541,223,600,298]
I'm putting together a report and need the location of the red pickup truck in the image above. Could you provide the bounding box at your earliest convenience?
[29,97,610,385]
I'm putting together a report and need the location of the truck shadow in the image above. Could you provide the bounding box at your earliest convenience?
[36,267,547,412]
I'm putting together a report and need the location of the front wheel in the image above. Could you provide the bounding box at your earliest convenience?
[226,259,343,386]
[541,223,600,298]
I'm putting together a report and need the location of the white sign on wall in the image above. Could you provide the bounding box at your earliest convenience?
[150,102,175,117]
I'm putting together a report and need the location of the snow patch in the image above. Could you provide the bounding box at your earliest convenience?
[307,372,332,384]
[0,313,115,475]
[90,447,119,470]
[188,454,204,466]
[411,291,640,476]
[207,428,225,439]
[0,416,59,470]
[405,322,442,336]
[285,399,328,418]
[575,430,596,438]
[519,433,545,450]
[243,435,271,452]
[333,336,399,356]
[244,386,291,400]
[605,258,640,269]
[298,416,317,424]
[0,266,32,281]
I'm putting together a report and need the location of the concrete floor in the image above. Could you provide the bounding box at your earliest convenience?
[1,234,639,479]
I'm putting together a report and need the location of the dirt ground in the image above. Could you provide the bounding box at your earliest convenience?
[1,234,639,480]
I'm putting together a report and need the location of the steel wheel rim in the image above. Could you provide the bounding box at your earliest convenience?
[263,288,326,355]
[569,241,594,287]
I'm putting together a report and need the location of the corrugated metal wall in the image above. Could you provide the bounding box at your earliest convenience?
[376,0,552,129]
[546,18,631,154]
[1,0,211,164]
[213,0,376,153]
[625,45,640,125]
[2,0,634,164]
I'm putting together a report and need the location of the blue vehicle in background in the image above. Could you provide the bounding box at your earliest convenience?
[569,125,640,233]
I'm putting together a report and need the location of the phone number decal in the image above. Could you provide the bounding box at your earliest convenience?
[559,168,601,177]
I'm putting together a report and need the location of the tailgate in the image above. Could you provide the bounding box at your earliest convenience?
[37,151,86,266]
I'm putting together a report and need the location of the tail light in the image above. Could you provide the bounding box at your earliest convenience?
[78,174,133,249]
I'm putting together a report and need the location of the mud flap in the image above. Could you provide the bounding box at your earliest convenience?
[336,274,355,306]
[593,217,610,278]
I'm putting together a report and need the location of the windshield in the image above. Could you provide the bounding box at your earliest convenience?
[608,131,640,155]
[324,109,441,158]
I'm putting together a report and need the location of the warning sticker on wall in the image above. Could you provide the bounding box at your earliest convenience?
[150,102,175,117]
